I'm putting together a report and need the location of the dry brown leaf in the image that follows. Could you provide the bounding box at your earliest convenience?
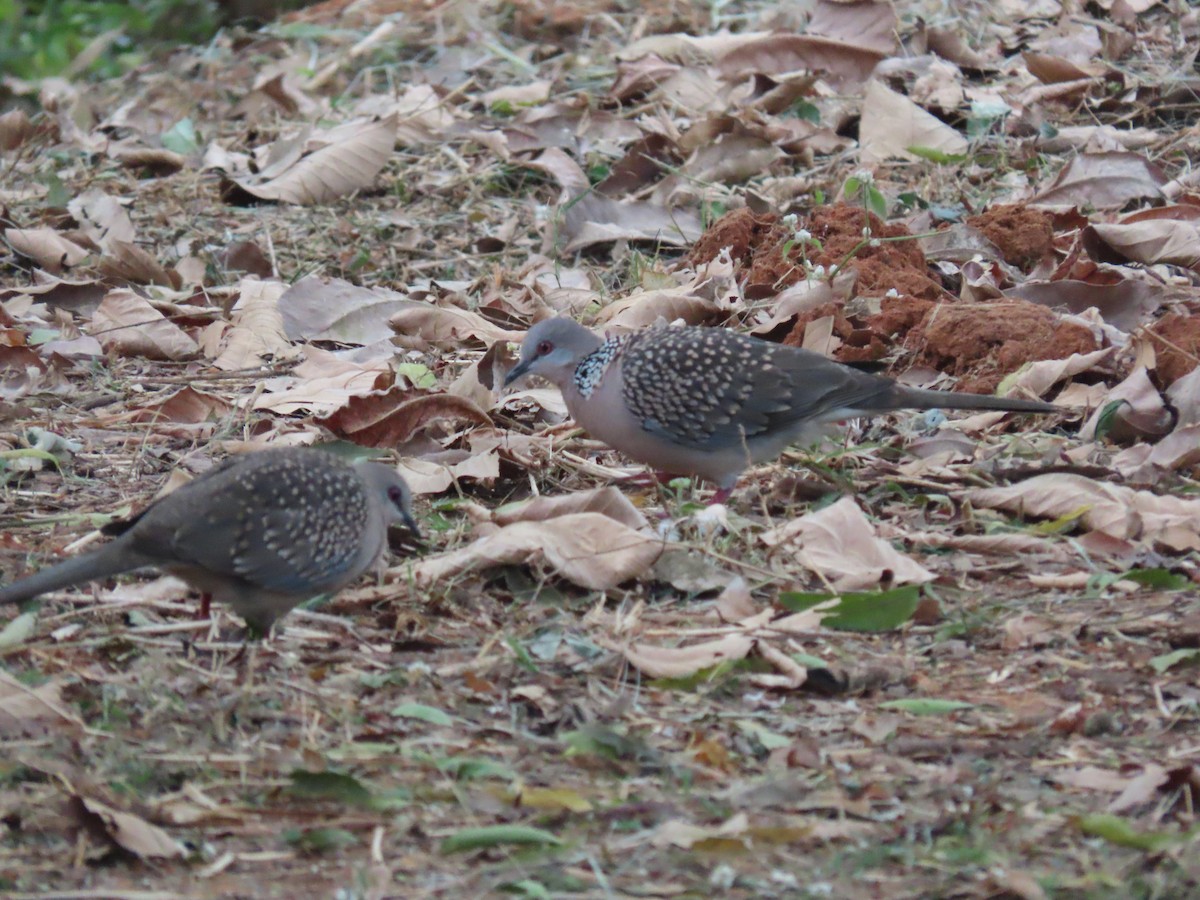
[229,113,398,205]
[213,277,297,370]
[0,670,84,737]
[394,452,500,494]
[761,496,935,590]
[595,288,720,332]
[809,0,898,53]
[1078,366,1172,442]
[90,288,199,360]
[406,512,662,590]
[279,276,419,344]
[68,188,136,253]
[967,474,1200,552]
[859,79,968,164]
[492,486,649,531]
[253,345,390,414]
[1083,220,1200,269]
[126,385,233,425]
[1030,152,1167,209]
[522,147,589,200]
[0,107,33,150]
[68,794,185,859]
[559,194,704,253]
[97,239,180,288]
[319,390,492,447]
[619,634,756,679]
[717,34,885,90]
[5,227,91,272]
[390,305,525,348]
[682,132,782,184]
[1007,280,1163,333]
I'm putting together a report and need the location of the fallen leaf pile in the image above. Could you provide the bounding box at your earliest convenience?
[1,0,1199,896]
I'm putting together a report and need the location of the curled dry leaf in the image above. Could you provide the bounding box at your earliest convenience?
[405,512,663,590]
[0,107,33,150]
[0,670,84,738]
[228,113,398,205]
[5,227,91,273]
[126,385,233,426]
[859,79,968,164]
[618,633,756,680]
[390,305,525,348]
[594,287,720,332]
[999,347,1115,403]
[280,276,420,344]
[1030,151,1167,209]
[253,345,390,414]
[68,188,136,254]
[1078,366,1173,442]
[319,390,492,448]
[90,288,199,360]
[717,34,886,90]
[395,452,500,494]
[761,496,935,590]
[97,239,180,289]
[1083,220,1200,269]
[559,194,704,253]
[67,795,185,860]
[492,486,649,531]
[967,474,1200,553]
[213,277,298,371]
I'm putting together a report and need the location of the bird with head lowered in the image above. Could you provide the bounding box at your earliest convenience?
[0,447,419,636]
[504,317,1058,503]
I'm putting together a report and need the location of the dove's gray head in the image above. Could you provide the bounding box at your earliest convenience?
[356,462,419,535]
[504,317,603,390]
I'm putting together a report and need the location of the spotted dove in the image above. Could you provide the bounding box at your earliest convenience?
[504,317,1058,502]
[0,447,418,634]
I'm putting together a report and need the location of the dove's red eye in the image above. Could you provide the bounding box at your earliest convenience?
[536,340,553,356]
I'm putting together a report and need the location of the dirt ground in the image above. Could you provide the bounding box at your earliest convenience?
[2,1,1200,898]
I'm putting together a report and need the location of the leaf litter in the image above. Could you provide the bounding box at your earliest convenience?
[1,0,1200,897]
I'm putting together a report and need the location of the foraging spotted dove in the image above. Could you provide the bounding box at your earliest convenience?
[504,317,1058,502]
[0,447,419,635]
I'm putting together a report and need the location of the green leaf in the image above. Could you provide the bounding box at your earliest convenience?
[1029,505,1090,535]
[906,146,969,164]
[436,756,514,781]
[0,612,38,649]
[1076,814,1186,852]
[284,827,358,854]
[790,100,820,123]
[879,698,974,715]
[778,585,921,632]
[562,724,640,761]
[1092,399,1127,441]
[505,636,539,673]
[1120,568,1191,591]
[288,770,374,807]
[500,880,553,898]
[866,185,888,218]
[391,703,454,726]
[160,118,199,155]
[1149,648,1200,675]
[736,720,791,750]
[650,659,741,690]
[440,824,563,854]
[41,171,69,208]
[396,362,437,389]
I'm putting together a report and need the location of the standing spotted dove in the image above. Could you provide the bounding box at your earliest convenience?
[504,317,1058,502]
[0,447,419,635]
